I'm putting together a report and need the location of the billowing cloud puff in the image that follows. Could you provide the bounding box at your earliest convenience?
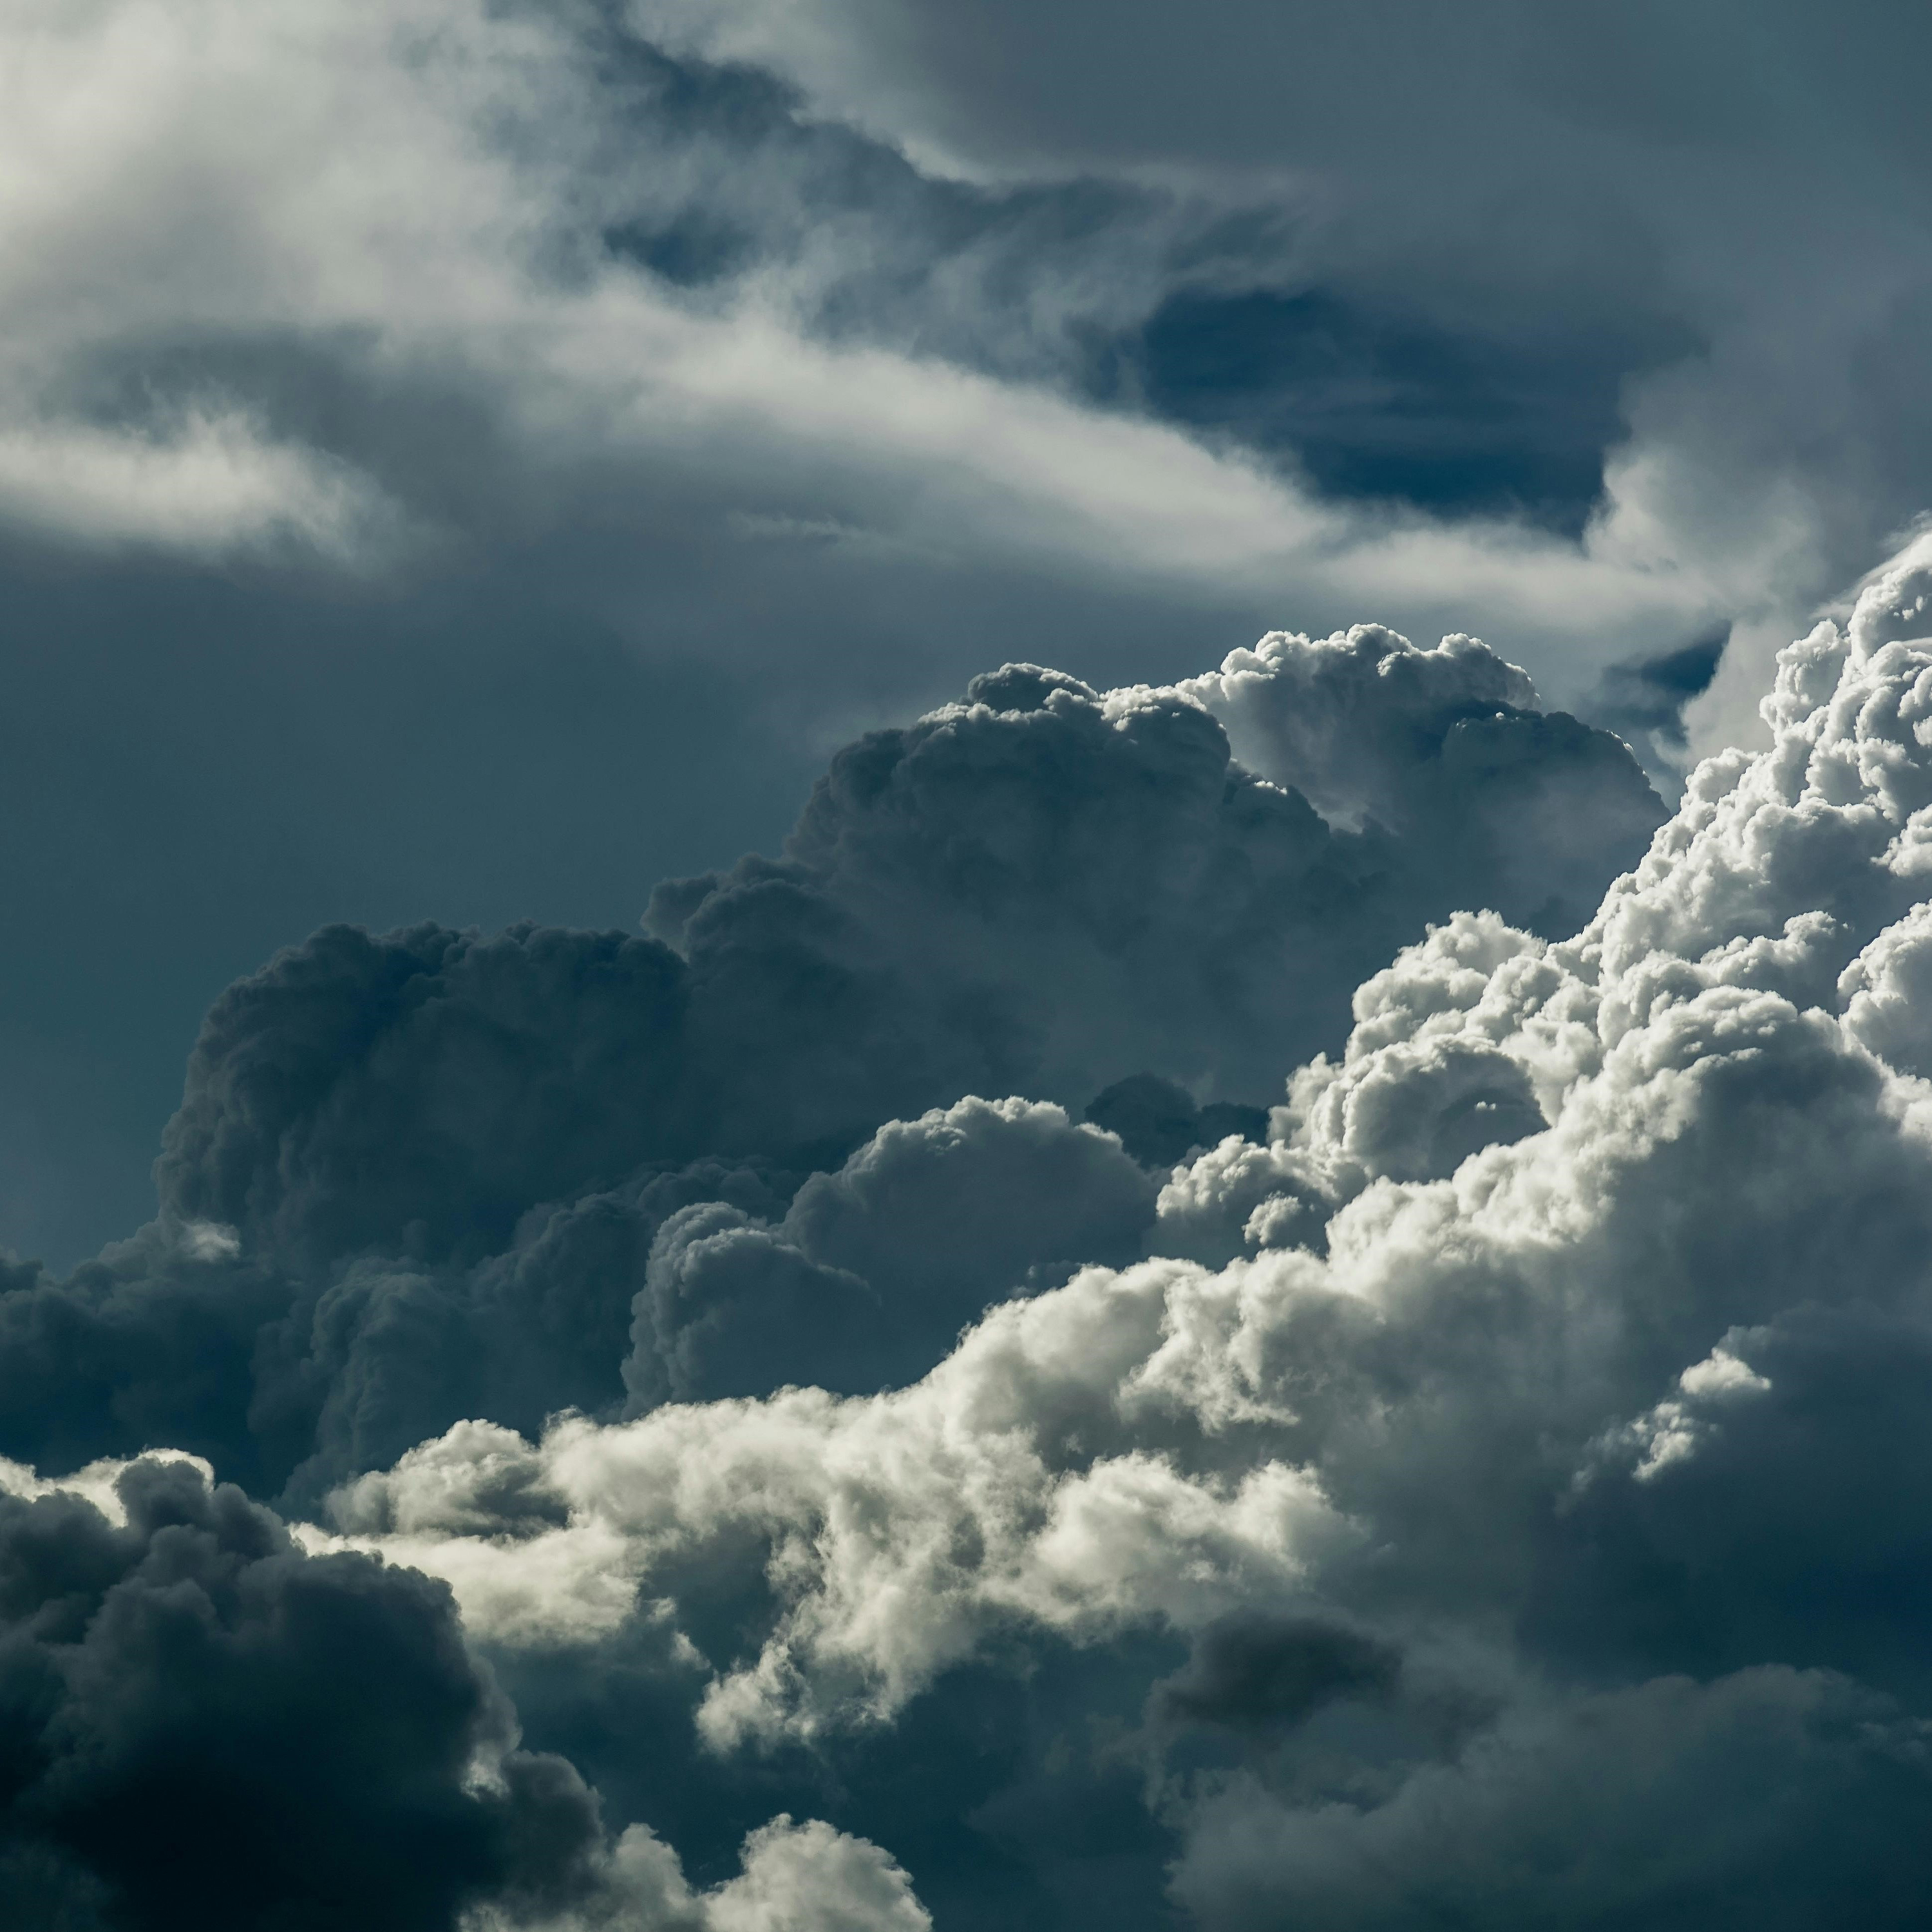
[23,540,1932,1924]
[649,636,1658,1117]
[624,1095,1157,1408]
[1183,622,1662,936]
[0,625,1651,1516]
[145,628,1647,1274]
[0,1451,927,1932]
[286,535,1932,1922]
[0,1452,605,1927]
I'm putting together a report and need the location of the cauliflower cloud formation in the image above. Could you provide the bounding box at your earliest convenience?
[17,548,1932,1926]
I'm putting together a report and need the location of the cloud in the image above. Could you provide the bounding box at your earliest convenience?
[285,534,1932,1922]
[0,0,1816,708]
[1584,630,1728,774]
[646,634,1657,1121]
[0,624,1651,1513]
[0,409,394,558]
[21,5,1932,1920]
[624,1095,1159,1409]
[1151,1611,1401,1739]
[17,533,1932,1924]
[0,1453,606,1928]
[629,0,1932,750]
[469,1812,931,1932]
[1170,1668,1932,1932]
[0,1450,929,1932]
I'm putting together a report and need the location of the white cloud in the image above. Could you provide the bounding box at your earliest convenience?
[466,1812,932,1932]
[0,408,394,556]
[0,1445,213,1524]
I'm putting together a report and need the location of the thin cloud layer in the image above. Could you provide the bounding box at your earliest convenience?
[632,0,1932,735]
[0,0,1818,706]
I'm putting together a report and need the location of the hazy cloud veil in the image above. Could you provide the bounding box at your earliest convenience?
[8,1,1932,1927]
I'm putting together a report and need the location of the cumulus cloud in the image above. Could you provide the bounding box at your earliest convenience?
[468,1811,931,1932]
[277,535,1932,1923]
[21,0,1932,1920]
[1169,1667,1932,1932]
[0,623,1651,1512]
[646,634,1657,1114]
[0,1453,607,1928]
[0,1450,927,1932]
[22,0,1915,1280]
[20,536,1932,1922]
[623,1095,1158,1408]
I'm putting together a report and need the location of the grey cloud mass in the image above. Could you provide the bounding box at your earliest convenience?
[14,541,1932,1924]
[10,0,1931,1269]
[0,625,1656,1517]
[11,3,1932,1926]
[276,538,1932,1925]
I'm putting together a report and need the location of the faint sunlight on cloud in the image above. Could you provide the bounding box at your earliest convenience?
[0,407,399,558]
[0,0,1785,703]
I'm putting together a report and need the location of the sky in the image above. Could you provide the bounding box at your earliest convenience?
[8,4,1932,1927]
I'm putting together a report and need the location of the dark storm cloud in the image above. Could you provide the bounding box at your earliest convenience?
[623,1096,1158,1408]
[0,1455,609,1932]
[0,1454,931,1931]
[0,632,1655,1497]
[1170,1668,1932,1932]
[14,553,1932,1930]
[0,554,817,1273]
[1531,1303,1932,1697]
[649,638,1658,1113]
[1153,1612,1401,1739]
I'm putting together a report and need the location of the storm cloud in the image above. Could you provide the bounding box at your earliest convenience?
[0,621,1658,1513]
[12,0,1932,1278]
[3,539,1932,1921]
[236,534,1932,1926]
[15,0,1932,1924]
